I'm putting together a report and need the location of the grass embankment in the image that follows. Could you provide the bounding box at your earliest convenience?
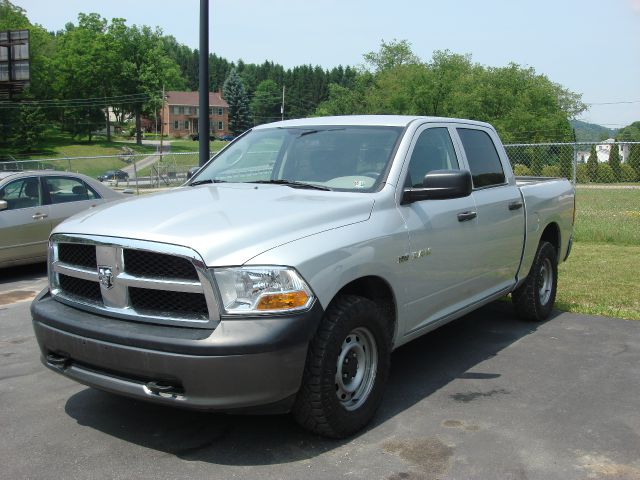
[136,140,228,177]
[1,132,157,178]
[554,186,640,320]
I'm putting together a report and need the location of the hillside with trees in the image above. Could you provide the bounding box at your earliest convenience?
[570,119,617,142]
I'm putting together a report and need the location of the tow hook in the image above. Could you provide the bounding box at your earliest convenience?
[46,353,70,370]
[145,381,184,398]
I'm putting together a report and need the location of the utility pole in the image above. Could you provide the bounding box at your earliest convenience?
[198,0,210,167]
[281,85,285,121]
[159,84,165,156]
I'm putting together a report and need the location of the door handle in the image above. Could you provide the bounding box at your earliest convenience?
[32,213,48,220]
[457,211,477,222]
[509,201,523,211]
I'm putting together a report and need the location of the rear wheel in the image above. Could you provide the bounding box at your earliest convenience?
[512,241,558,321]
[292,295,391,438]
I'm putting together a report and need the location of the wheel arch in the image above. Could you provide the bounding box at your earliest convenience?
[539,221,561,263]
[330,275,398,347]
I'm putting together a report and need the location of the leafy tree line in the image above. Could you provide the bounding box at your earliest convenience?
[1,2,637,156]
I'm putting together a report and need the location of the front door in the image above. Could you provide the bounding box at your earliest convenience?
[397,125,479,336]
[0,176,51,265]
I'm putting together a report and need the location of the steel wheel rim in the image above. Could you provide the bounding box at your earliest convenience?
[335,327,378,411]
[538,258,553,305]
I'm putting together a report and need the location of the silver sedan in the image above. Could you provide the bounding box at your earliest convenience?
[0,170,124,268]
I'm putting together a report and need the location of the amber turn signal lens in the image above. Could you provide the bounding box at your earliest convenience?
[256,291,310,311]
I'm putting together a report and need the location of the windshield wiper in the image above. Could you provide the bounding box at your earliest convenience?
[249,179,331,191]
[189,179,226,186]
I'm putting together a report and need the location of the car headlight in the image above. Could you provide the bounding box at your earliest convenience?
[213,266,314,315]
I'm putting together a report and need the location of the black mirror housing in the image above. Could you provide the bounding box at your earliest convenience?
[402,169,473,204]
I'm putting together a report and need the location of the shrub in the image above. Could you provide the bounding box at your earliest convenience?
[576,164,589,183]
[596,163,614,183]
[620,163,639,182]
[513,164,532,176]
[541,165,561,178]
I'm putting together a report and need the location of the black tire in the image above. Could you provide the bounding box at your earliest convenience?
[512,241,558,321]
[292,295,391,438]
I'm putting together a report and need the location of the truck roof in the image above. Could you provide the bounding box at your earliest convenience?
[254,115,495,130]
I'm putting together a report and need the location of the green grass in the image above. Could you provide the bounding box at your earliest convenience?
[553,186,640,320]
[574,187,640,245]
[556,243,640,320]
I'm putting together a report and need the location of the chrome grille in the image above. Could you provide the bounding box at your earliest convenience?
[129,288,208,318]
[48,234,220,328]
[59,274,102,303]
[58,243,97,269]
[123,249,198,280]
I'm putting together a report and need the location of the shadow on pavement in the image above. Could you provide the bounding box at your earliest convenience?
[64,301,556,466]
[0,262,47,286]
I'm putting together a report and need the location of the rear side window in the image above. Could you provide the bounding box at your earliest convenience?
[457,128,505,188]
[44,177,99,204]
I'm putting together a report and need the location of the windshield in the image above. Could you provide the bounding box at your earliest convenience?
[190,126,403,192]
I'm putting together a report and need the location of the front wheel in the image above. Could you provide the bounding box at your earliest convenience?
[292,295,391,438]
[512,241,558,321]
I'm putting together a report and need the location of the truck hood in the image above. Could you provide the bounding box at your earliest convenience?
[54,184,375,266]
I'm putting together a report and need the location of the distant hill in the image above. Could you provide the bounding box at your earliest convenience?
[570,120,617,142]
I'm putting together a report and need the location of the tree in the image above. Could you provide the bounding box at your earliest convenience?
[223,68,252,135]
[608,142,621,181]
[587,144,598,182]
[12,105,45,152]
[250,79,281,125]
[629,143,640,179]
[363,39,420,72]
[530,146,544,176]
[558,144,573,180]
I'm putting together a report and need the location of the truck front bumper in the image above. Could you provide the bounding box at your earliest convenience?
[31,290,323,412]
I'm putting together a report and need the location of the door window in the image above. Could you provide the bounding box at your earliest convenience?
[0,177,42,210]
[44,177,99,204]
[406,128,459,188]
[457,128,506,188]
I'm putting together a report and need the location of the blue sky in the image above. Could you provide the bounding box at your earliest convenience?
[15,0,640,127]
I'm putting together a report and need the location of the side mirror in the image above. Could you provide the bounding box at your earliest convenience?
[402,170,473,204]
[0,200,7,211]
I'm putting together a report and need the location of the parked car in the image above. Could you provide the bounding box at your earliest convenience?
[0,171,123,268]
[32,116,575,438]
[97,170,129,182]
[190,133,214,141]
[217,134,234,141]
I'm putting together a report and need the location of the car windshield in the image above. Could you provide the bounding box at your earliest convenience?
[190,126,403,192]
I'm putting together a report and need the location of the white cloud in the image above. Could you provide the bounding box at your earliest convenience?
[632,0,640,13]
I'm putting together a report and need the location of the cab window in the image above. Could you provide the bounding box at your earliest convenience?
[406,128,459,188]
[457,128,506,188]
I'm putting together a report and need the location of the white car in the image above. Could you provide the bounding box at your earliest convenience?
[0,170,123,268]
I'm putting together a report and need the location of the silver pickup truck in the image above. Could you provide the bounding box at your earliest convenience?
[32,115,575,438]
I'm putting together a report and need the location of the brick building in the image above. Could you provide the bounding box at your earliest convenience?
[161,91,229,138]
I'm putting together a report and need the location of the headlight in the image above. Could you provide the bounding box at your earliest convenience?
[213,266,314,315]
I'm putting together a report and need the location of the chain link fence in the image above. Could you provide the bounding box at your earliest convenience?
[0,151,200,190]
[2,142,640,190]
[504,142,640,184]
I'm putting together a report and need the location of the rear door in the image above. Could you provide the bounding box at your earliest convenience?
[454,127,525,296]
[397,124,480,335]
[0,176,51,265]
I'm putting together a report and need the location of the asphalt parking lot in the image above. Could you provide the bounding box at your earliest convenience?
[1,264,639,480]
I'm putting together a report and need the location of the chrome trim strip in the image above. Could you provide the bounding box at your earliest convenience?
[53,262,99,282]
[116,272,203,293]
[48,233,220,328]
